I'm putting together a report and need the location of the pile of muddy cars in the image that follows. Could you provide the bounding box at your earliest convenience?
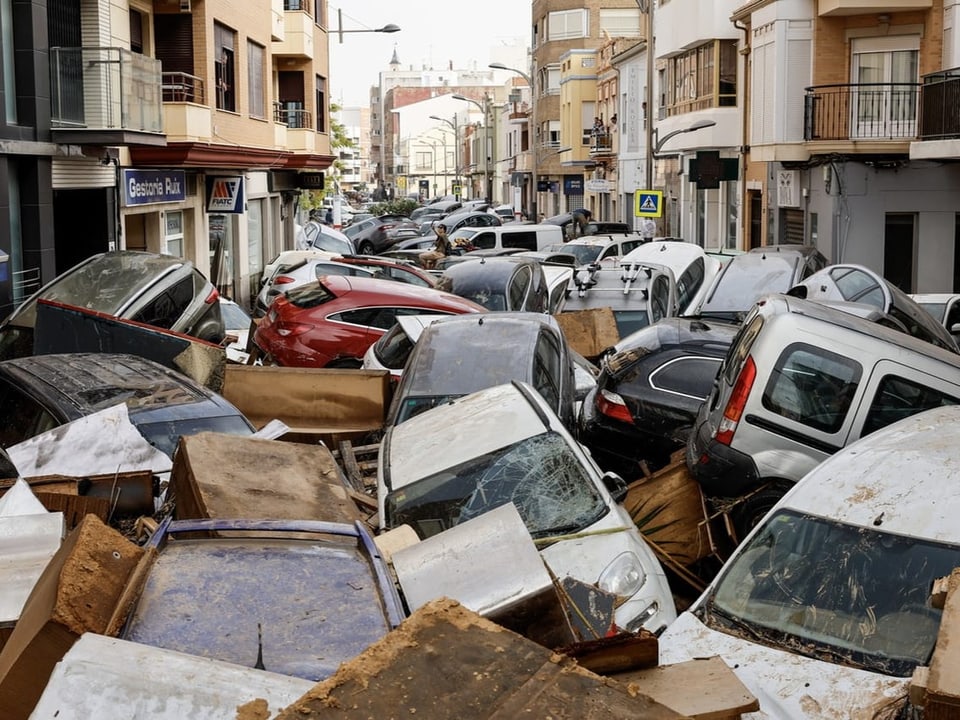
[2,245,960,718]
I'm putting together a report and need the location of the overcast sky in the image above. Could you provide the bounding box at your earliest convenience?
[329,1,530,108]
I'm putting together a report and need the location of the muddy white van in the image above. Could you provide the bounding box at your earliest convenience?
[447,224,564,253]
[662,404,960,718]
[688,293,960,535]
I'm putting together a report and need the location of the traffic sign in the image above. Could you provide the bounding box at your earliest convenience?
[634,190,663,218]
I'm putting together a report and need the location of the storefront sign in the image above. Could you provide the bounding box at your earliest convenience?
[206,176,245,214]
[585,179,613,193]
[563,176,584,195]
[122,169,186,206]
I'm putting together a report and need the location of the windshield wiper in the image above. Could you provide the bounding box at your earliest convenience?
[704,602,771,645]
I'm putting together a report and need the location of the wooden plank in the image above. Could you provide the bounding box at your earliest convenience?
[33,493,109,530]
[337,440,365,493]
[624,452,716,567]
[926,568,960,718]
[0,472,155,518]
[613,656,760,720]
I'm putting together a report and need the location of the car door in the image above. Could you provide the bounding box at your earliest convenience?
[0,376,62,448]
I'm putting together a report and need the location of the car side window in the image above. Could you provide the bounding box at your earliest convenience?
[862,375,960,437]
[0,379,59,449]
[761,343,861,433]
[649,275,671,323]
[503,232,537,251]
[473,232,496,250]
[387,267,431,287]
[510,267,532,310]
[132,276,194,329]
[533,332,561,411]
[677,259,705,312]
[331,308,380,327]
[599,246,618,261]
[651,357,723,399]
[622,240,642,255]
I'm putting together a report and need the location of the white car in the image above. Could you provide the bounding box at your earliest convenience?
[660,404,960,717]
[295,221,355,254]
[362,314,445,379]
[910,292,960,345]
[621,240,722,316]
[219,298,254,364]
[377,381,677,635]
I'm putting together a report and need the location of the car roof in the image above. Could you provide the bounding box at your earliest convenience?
[0,352,213,420]
[774,404,960,543]
[290,274,487,311]
[402,313,561,396]
[437,256,540,284]
[696,251,805,317]
[384,382,551,492]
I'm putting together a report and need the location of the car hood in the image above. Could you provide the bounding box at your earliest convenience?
[658,612,910,719]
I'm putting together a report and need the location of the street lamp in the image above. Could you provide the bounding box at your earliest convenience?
[489,61,537,220]
[336,10,400,43]
[452,93,492,202]
[653,119,717,156]
[429,114,461,198]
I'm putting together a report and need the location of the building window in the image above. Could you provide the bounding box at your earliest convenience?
[316,75,327,132]
[1,0,16,123]
[164,211,184,257]
[547,9,587,41]
[247,41,265,119]
[313,0,324,26]
[599,8,641,38]
[664,39,737,116]
[214,22,236,112]
[129,9,144,54]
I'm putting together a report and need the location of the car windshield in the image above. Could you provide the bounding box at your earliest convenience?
[284,281,337,309]
[701,509,959,678]
[220,302,251,331]
[915,302,946,323]
[562,245,604,265]
[136,415,253,457]
[701,256,796,316]
[394,394,460,425]
[385,431,608,541]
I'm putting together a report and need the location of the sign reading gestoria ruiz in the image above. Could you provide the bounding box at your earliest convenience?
[122,170,186,207]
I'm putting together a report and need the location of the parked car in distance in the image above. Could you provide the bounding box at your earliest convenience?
[252,275,487,368]
[622,241,723,316]
[378,380,677,634]
[661,404,960,718]
[543,213,632,237]
[430,208,502,236]
[121,517,405,681]
[491,204,516,221]
[383,313,578,431]
[260,249,341,287]
[0,352,255,457]
[255,259,377,317]
[0,251,225,361]
[912,292,960,345]
[542,235,646,266]
[688,293,960,537]
[578,316,739,480]
[788,263,959,353]
[435,256,550,313]
[297,221,356,255]
[561,261,679,339]
[448,224,565,253]
[690,244,828,323]
[343,217,402,255]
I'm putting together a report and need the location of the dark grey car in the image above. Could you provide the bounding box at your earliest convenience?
[384,313,577,431]
[0,352,255,457]
[0,251,224,360]
[435,256,549,313]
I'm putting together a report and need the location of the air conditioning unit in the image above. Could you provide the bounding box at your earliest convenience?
[179,0,191,12]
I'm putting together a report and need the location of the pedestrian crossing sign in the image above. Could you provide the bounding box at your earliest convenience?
[634,190,663,218]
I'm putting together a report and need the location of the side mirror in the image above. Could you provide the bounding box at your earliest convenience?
[601,470,629,504]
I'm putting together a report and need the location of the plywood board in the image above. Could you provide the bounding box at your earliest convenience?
[554,307,620,360]
[927,568,960,718]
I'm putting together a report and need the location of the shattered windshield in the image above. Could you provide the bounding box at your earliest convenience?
[385,431,608,541]
[700,510,959,677]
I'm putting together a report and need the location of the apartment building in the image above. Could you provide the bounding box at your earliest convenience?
[0,0,336,316]
[736,0,960,293]
[335,106,372,192]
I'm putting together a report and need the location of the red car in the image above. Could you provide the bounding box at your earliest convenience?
[253,274,486,367]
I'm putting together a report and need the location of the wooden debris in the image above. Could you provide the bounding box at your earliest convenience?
[923,567,960,718]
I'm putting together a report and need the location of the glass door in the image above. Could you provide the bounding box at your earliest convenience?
[851,39,918,139]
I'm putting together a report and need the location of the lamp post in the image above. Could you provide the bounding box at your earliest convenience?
[637,0,655,190]
[430,114,460,199]
[489,61,536,220]
[452,93,492,202]
[336,9,400,43]
[653,119,717,156]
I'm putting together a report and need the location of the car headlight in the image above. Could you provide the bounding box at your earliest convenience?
[597,551,646,599]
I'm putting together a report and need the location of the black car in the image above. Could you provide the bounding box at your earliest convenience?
[577,317,739,480]
[0,353,255,457]
[543,213,632,237]
[435,256,549,313]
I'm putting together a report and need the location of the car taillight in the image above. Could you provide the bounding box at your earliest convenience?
[276,321,314,337]
[273,275,296,285]
[715,355,756,446]
[204,287,220,304]
[596,388,634,425]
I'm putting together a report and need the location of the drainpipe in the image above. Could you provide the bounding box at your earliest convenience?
[734,19,749,251]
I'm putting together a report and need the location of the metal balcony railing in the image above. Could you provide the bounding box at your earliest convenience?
[804,83,921,141]
[273,103,312,129]
[589,132,614,154]
[50,46,163,133]
[919,67,960,140]
[161,72,204,103]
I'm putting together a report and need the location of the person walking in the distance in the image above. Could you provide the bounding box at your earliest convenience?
[419,223,451,270]
[640,217,657,243]
[569,208,592,239]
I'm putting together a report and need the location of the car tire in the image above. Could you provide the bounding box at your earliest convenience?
[326,357,363,369]
[358,241,374,255]
[730,481,792,543]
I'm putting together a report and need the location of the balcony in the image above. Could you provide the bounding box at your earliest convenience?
[161,72,211,143]
[274,103,315,152]
[804,83,920,151]
[589,132,615,159]
[273,4,314,59]
[271,0,284,41]
[818,0,932,16]
[910,67,960,160]
[50,47,165,146]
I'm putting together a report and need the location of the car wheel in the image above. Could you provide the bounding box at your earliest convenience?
[326,357,363,369]
[730,481,792,543]
[358,241,375,255]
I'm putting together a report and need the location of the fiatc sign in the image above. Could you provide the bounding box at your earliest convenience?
[122,170,186,207]
[206,176,245,214]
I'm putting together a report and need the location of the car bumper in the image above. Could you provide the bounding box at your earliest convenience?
[685,416,760,498]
